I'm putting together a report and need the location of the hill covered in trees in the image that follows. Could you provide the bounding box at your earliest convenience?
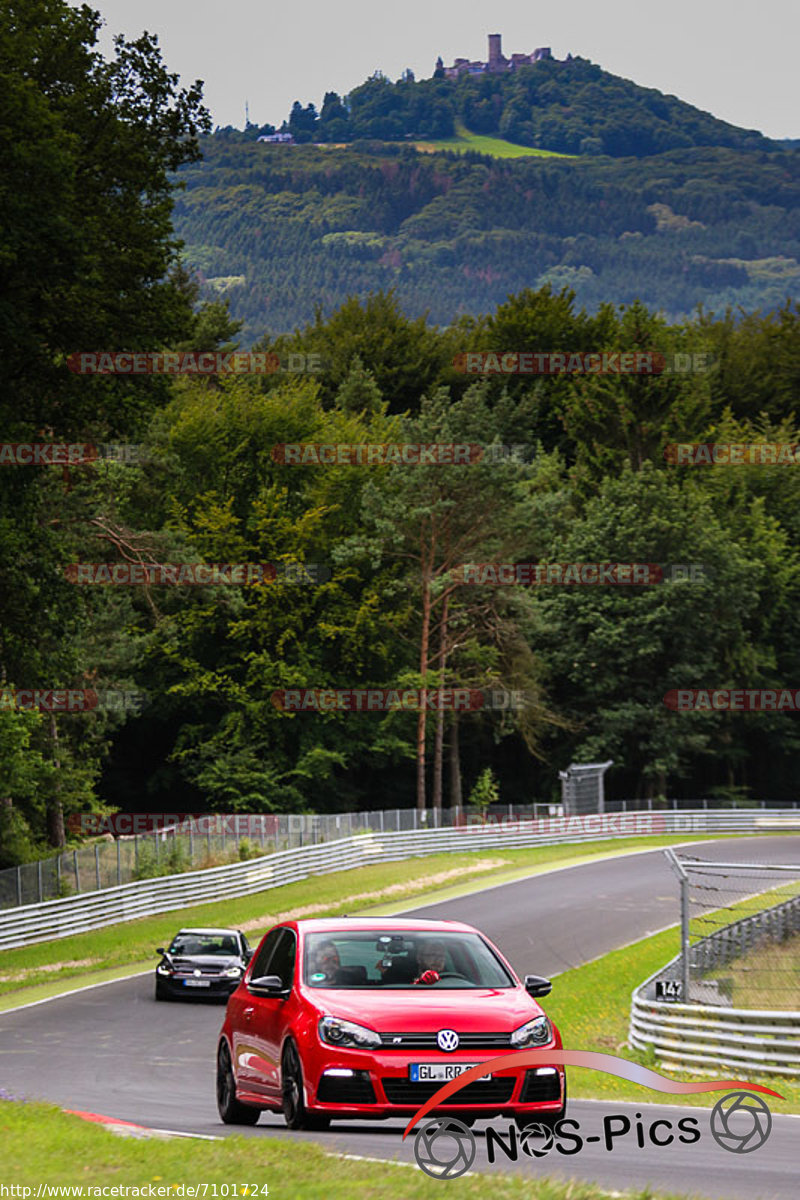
[173,137,800,341]
[5,1,800,866]
[231,56,773,159]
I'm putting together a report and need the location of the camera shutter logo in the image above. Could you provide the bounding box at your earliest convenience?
[437,1029,460,1052]
[710,1092,772,1153]
[518,1122,556,1157]
[413,1117,476,1179]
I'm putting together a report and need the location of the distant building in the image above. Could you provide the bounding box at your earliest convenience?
[438,33,555,79]
[257,131,295,144]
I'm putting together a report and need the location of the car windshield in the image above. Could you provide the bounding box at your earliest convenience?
[169,933,239,956]
[303,931,513,988]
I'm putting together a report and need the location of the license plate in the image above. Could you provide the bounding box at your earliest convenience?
[409,1063,491,1082]
[183,979,211,988]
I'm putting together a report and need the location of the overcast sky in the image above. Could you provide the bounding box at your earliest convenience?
[94,0,798,140]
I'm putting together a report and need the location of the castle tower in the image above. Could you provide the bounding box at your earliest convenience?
[488,33,502,66]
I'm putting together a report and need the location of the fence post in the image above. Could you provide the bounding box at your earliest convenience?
[680,873,690,1000]
[56,854,61,896]
[74,849,81,893]
[117,838,121,886]
[134,835,139,875]
[16,865,22,906]
[37,860,42,902]
[95,844,101,890]
[189,824,194,865]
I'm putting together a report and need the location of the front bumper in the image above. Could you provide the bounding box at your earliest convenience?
[305,1047,565,1118]
[156,973,240,998]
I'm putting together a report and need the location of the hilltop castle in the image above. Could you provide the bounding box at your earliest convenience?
[435,33,557,79]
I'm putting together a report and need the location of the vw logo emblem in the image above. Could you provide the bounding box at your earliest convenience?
[193,969,201,976]
[436,1029,459,1052]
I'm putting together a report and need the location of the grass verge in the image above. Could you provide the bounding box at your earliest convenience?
[0,834,757,1004]
[545,926,800,1115]
[0,1099,699,1198]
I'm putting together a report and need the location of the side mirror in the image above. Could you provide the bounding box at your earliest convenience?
[524,974,552,998]
[156,948,166,956]
[248,974,287,996]
[244,948,254,963]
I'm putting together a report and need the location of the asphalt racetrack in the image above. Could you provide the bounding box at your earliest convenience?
[2,836,798,1199]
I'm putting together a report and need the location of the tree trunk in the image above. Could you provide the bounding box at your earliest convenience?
[432,595,449,815]
[47,711,66,849]
[449,715,462,810]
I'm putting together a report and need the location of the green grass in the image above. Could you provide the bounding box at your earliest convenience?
[0,1100,706,1198]
[0,834,755,1004]
[712,934,800,1010]
[546,925,800,1115]
[414,120,575,159]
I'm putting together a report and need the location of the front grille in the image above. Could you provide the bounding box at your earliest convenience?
[379,1032,513,1050]
[317,1072,376,1104]
[382,1078,515,1105]
[172,963,227,977]
[520,1071,561,1103]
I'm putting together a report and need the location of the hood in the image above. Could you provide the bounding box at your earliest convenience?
[166,954,242,969]
[305,986,544,1031]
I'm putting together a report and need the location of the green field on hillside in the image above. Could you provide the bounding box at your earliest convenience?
[414,120,575,158]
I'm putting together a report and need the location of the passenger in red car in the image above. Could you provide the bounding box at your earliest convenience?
[309,940,340,983]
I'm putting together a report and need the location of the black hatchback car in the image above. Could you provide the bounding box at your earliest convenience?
[155,927,252,1001]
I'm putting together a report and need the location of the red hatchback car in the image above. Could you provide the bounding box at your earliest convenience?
[216,917,566,1130]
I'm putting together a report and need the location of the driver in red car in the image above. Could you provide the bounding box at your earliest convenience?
[413,937,447,985]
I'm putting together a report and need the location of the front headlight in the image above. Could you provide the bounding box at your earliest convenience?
[223,967,243,978]
[156,964,173,976]
[319,1017,381,1048]
[510,1016,552,1047]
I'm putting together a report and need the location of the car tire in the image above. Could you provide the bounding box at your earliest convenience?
[515,1079,567,1133]
[154,980,172,1002]
[281,1041,330,1131]
[217,1041,260,1125]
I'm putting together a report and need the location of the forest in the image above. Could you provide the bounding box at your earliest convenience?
[3,1,800,867]
[173,137,800,342]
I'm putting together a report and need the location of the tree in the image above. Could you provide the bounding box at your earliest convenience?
[340,386,554,810]
[0,0,210,850]
[535,463,769,798]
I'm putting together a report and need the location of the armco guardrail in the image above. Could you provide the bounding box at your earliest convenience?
[690,893,800,977]
[4,797,798,910]
[630,988,800,1077]
[629,891,800,1077]
[1,808,799,951]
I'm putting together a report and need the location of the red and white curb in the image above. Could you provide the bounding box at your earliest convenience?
[65,1110,221,1141]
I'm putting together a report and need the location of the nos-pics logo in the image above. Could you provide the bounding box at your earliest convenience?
[413,1093,773,1180]
[404,1051,781,1181]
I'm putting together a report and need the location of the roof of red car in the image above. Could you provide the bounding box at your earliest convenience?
[284,917,477,935]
